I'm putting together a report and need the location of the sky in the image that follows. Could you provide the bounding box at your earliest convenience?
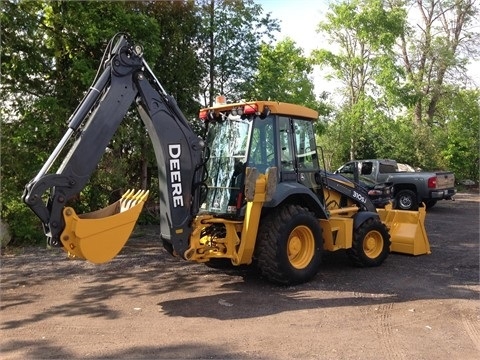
[257,0,329,54]
[256,0,336,99]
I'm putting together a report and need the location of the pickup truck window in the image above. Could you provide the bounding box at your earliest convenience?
[379,163,397,173]
[338,162,354,174]
[360,162,373,175]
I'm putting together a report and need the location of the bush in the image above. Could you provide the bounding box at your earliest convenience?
[2,200,45,246]
[0,219,12,247]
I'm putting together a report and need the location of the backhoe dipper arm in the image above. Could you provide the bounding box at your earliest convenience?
[22,34,205,257]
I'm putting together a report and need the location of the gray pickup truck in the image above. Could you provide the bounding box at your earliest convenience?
[336,159,456,210]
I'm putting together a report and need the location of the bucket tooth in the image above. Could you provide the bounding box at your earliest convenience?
[60,189,149,263]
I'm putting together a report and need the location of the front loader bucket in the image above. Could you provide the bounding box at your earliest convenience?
[60,189,149,263]
[377,204,431,256]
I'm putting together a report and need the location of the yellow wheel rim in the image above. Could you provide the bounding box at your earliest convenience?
[287,225,315,269]
[363,230,383,259]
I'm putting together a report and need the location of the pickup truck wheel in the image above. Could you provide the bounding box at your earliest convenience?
[395,189,418,211]
[347,218,390,267]
[255,204,323,285]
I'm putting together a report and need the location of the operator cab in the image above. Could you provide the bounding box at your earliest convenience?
[198,100,321,217]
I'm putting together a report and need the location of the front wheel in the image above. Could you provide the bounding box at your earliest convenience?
[255,204,323,285]
[394,189,418,211]
[347,217,391,267]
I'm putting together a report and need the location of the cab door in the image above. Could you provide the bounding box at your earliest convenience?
[291,118,321,194]
[278,116,321,196]
[278,116,296,181]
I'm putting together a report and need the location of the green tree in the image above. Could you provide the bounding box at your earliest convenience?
[246,38,319,109]
[391,0,479,126]
[317,96,404,170]
[1,0,162,241]
[112,0,204,196]
[197,0,280,106]
[438,89,480,181]
[312,0,406,161]
[378,0,480,170]
[144,0,203,116]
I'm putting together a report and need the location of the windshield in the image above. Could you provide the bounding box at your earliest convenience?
[202,117,251,214]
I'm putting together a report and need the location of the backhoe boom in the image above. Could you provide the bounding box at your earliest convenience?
[22,34,205,257]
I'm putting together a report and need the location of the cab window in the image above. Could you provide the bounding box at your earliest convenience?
[293,118,319,170]
[279,116,294,171]
[249,116,275,172]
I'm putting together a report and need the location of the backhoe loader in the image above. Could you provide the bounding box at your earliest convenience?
[23,34,430,285]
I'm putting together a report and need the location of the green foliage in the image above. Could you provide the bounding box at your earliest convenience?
[246,38,319,109]
[0,0,199,243]
[143,0,203,117]
[197,0,280,105]
[316,95,398,170]
[316,120,351,171]
[3,0,274,243]
[313,0,404,86]
[312,0,479,179]
[1,200,45,245]
[438,89,480,181]
[312,0,407,162]
[389,0,479,126]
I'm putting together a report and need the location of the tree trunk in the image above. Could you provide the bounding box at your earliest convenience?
[208,0,215,107]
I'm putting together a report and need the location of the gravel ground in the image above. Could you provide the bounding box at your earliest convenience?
[1,192,479,359]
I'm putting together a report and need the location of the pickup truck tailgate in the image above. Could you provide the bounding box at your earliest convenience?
[436,172,455,189]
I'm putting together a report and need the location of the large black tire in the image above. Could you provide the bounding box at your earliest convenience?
[255,204,323,285]
[394,189,419,211]
[347,217,391,267]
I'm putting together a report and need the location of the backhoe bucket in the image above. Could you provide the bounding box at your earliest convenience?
[60,189,149,263]
[377,204,430,256]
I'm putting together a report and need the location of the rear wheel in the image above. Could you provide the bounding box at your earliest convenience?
[347,217,390,267]
[395,189,418,211]
[255,204,323,285]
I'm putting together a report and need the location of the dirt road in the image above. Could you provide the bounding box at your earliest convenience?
[1,193,479,359]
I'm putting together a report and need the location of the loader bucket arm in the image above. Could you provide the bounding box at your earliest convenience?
[320,171,430,256]
[22,34,205,262]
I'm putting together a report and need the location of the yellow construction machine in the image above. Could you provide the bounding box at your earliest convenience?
[23,34,430,285]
